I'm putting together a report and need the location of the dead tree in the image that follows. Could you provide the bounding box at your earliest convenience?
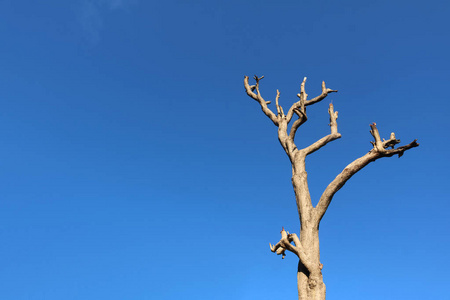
[243,75,419,300]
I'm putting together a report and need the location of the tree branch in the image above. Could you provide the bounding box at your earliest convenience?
[286,77,308,123]
[314,123,419,222]
[275,89,285,117]
[303,103,342,156]
[244,75,279,126]
[288,110,307,142]
[284,77,310,144]
[304,81,337,106]
[269,227,313,272]
[286,78,337,142]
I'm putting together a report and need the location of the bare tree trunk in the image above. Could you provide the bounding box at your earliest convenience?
[243,75,418,300]
[293,167,325,300]
[298,254,325,298]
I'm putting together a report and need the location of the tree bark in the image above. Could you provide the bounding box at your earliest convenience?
[244,75,418,300]
[292,159,325,300]
[297,229,325,300]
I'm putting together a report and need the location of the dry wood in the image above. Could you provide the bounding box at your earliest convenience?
[243,75,419,300]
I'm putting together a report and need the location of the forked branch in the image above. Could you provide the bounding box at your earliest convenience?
[285,77,308,123]
[304,80,338,106]
[244,75,279,125]
[244,76,337,131]
[269,228,313,272]
[314,123,419,222]
[287,77,337,140]
[303,103,341,155]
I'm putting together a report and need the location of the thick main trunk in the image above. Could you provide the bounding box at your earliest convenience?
[297,228,325,300]
[292,160,325,300]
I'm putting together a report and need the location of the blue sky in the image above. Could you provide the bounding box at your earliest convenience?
[0,0,449,299]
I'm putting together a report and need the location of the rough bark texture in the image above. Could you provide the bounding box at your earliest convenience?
[244,75,419,300]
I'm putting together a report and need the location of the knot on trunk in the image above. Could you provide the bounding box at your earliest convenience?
[308,277,318,289]
[308,274,322,289]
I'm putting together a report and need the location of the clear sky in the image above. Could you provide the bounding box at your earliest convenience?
[0,0,449,299]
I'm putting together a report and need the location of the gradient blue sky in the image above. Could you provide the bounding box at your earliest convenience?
[0,1,449,299]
